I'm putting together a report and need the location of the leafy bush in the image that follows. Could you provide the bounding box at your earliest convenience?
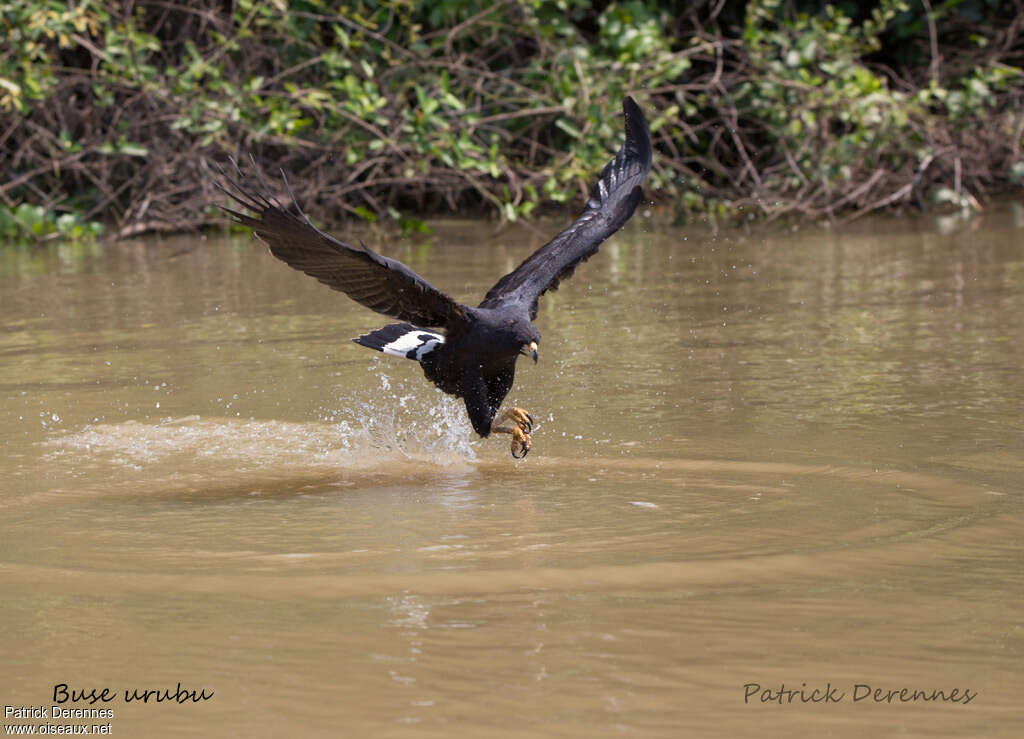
[712,0,1024,217]
[0,203,103,245]
[0,0,1021,239]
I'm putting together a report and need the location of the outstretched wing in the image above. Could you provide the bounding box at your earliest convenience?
[478,96,652,318]
[214,158,468,329]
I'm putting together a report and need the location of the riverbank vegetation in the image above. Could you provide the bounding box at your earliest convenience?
[1,0,1022,241]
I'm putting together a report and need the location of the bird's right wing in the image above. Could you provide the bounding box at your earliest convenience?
[214,159,468,330]
[478,96,652,318]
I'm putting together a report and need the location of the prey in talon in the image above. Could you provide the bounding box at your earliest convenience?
[212,97,651,457]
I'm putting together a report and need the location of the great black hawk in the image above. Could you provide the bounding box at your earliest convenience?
[215,96,652,457]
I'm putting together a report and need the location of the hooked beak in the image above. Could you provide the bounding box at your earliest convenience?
[528,341,538,363]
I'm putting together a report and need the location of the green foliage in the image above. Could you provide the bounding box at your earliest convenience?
[0,0,1021,239]
[686,0,1024,216]
[0,204,103,245]
[739,0,918,193]
[0,1,104,112]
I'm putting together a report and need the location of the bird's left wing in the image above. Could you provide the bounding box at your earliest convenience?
[214,158,468,329]
[478,96,652,318]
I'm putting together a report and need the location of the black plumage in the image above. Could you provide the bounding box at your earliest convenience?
[215,96,652,457]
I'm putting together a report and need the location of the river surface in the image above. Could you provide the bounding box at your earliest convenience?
[1,204,1022,737]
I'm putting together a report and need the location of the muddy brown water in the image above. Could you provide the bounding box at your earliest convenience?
[1,205,1022,737]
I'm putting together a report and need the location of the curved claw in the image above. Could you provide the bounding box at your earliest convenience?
[509,407,533,434]
[510,426,532,459]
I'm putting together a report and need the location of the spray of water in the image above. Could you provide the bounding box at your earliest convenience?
[317,371,477,462]
[45,370,477,482]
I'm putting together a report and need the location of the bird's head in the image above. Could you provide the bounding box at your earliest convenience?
[507,319,541,363]
[520,328,541,364]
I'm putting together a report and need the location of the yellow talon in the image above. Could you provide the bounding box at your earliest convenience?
[491,406,535,458]
[510,426,532,459]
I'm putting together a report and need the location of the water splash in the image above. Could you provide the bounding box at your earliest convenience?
[317,372,477,462]
[47,417,354,472]
[43,375,477,485]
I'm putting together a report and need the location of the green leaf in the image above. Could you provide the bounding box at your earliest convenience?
[554,118,582,139]
[352,206,377,223]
